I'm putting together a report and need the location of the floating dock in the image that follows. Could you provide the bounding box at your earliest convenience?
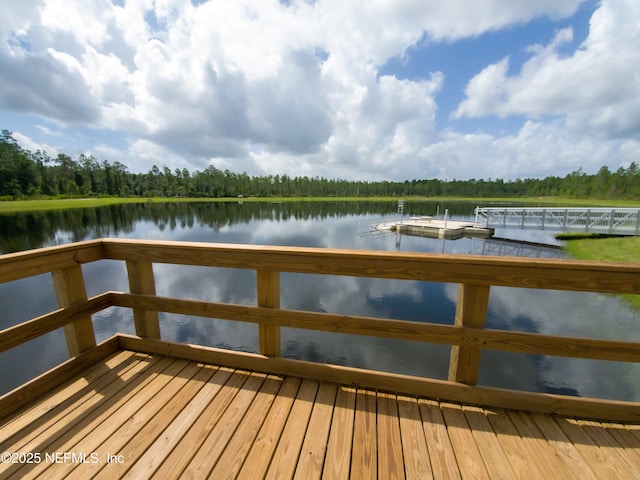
[375,216,494,240]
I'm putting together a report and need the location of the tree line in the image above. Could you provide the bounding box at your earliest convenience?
[2,129,640,200]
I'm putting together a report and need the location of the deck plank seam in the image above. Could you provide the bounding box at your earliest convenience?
[0,354,171,479]
[554,415,631,479]
[0,350,138,440]
[462,404,518,479]
[237,375,304,479]
[183,371,269,478]
[577,418,640,474]
[151,367,255,480]
[528,412,600,480]
[441,401,491,479]
[0,354,172,479]
[283,378,322,480]
[293,381,338,479]
[46,357,195,480]
[510,410,582,480]
[109,360,221,479]
[209,373,286,479]
[322,385,357,480]
[120,363,227,479]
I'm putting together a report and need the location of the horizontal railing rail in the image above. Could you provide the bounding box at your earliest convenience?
[1,238,640,420]
[109,292,640,363]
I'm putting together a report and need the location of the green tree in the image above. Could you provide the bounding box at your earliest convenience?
[0,130,37,197]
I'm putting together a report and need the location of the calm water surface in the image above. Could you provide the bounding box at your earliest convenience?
[1,201,638,401]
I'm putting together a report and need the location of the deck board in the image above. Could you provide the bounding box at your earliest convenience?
[350,388,377,479]
[181,371,267,478]
[397,395,432,479]
[529,412,599,480]
[462,405,516,479]
[67,358,199,480]
[507,410,578,480]
[417,398,462,479]
[1,350,138,451]
[122,366,234,479]
[323,386,356,480]
[486,407,544,480]
[238,375,301,479]
[554,416,631,479]
[265,378,318,480]
[294,382,337,480]
[1,349,639,479]
[377,392,404,479]
[577,419,640,472]
[209,374,283,479]
[440,402,489,479]
[148,369,253,480]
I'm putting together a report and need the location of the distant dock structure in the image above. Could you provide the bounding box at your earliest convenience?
[372,204,640,240]
[474,206,640,235]
[375,214,494,240]
[370,200,494,240]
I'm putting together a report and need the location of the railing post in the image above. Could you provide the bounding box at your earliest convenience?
[126,261,161,339]
[448,283,490,385]
[51,265,96,356]
[608,209,615,233]
[257,269,280,356]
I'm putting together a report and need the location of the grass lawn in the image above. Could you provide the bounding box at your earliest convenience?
[0,197,237,213]
[560,234,640,309]
[1,195,639,213]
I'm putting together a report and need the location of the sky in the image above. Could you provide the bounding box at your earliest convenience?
[1,0,639,182]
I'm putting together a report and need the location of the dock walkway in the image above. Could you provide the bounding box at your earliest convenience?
[3,346,639,479]
[475,207,640,235]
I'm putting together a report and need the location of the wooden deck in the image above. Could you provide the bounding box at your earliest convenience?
[2,348,639,479]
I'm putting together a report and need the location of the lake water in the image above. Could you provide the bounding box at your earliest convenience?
[1,200,638,401]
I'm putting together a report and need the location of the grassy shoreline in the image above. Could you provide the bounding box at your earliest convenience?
[1,195,639,213]
[560,234,640,309]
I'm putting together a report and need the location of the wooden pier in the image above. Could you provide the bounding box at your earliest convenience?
[1,239,640,478]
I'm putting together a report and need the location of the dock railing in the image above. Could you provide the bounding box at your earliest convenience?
[475,206,640,234]
[1,238,640,421]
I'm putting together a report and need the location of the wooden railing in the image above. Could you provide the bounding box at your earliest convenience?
[1,238,640,421]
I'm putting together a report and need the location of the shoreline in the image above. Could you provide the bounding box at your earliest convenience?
[2,195,639,213]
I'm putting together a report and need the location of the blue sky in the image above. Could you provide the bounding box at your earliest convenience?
[1,0,638,182]
[380,1,596,135]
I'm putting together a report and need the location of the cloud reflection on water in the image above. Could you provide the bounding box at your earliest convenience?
[0,202,638,401]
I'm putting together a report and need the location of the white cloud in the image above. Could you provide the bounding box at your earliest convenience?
[0,1,41,39]
[126,138,195,172]
[39,0,113,47]
[11,131,58,156]
[417,119,627,181]
[1,0,638,181]
[455,0,640,138]
[452,58,511,119]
